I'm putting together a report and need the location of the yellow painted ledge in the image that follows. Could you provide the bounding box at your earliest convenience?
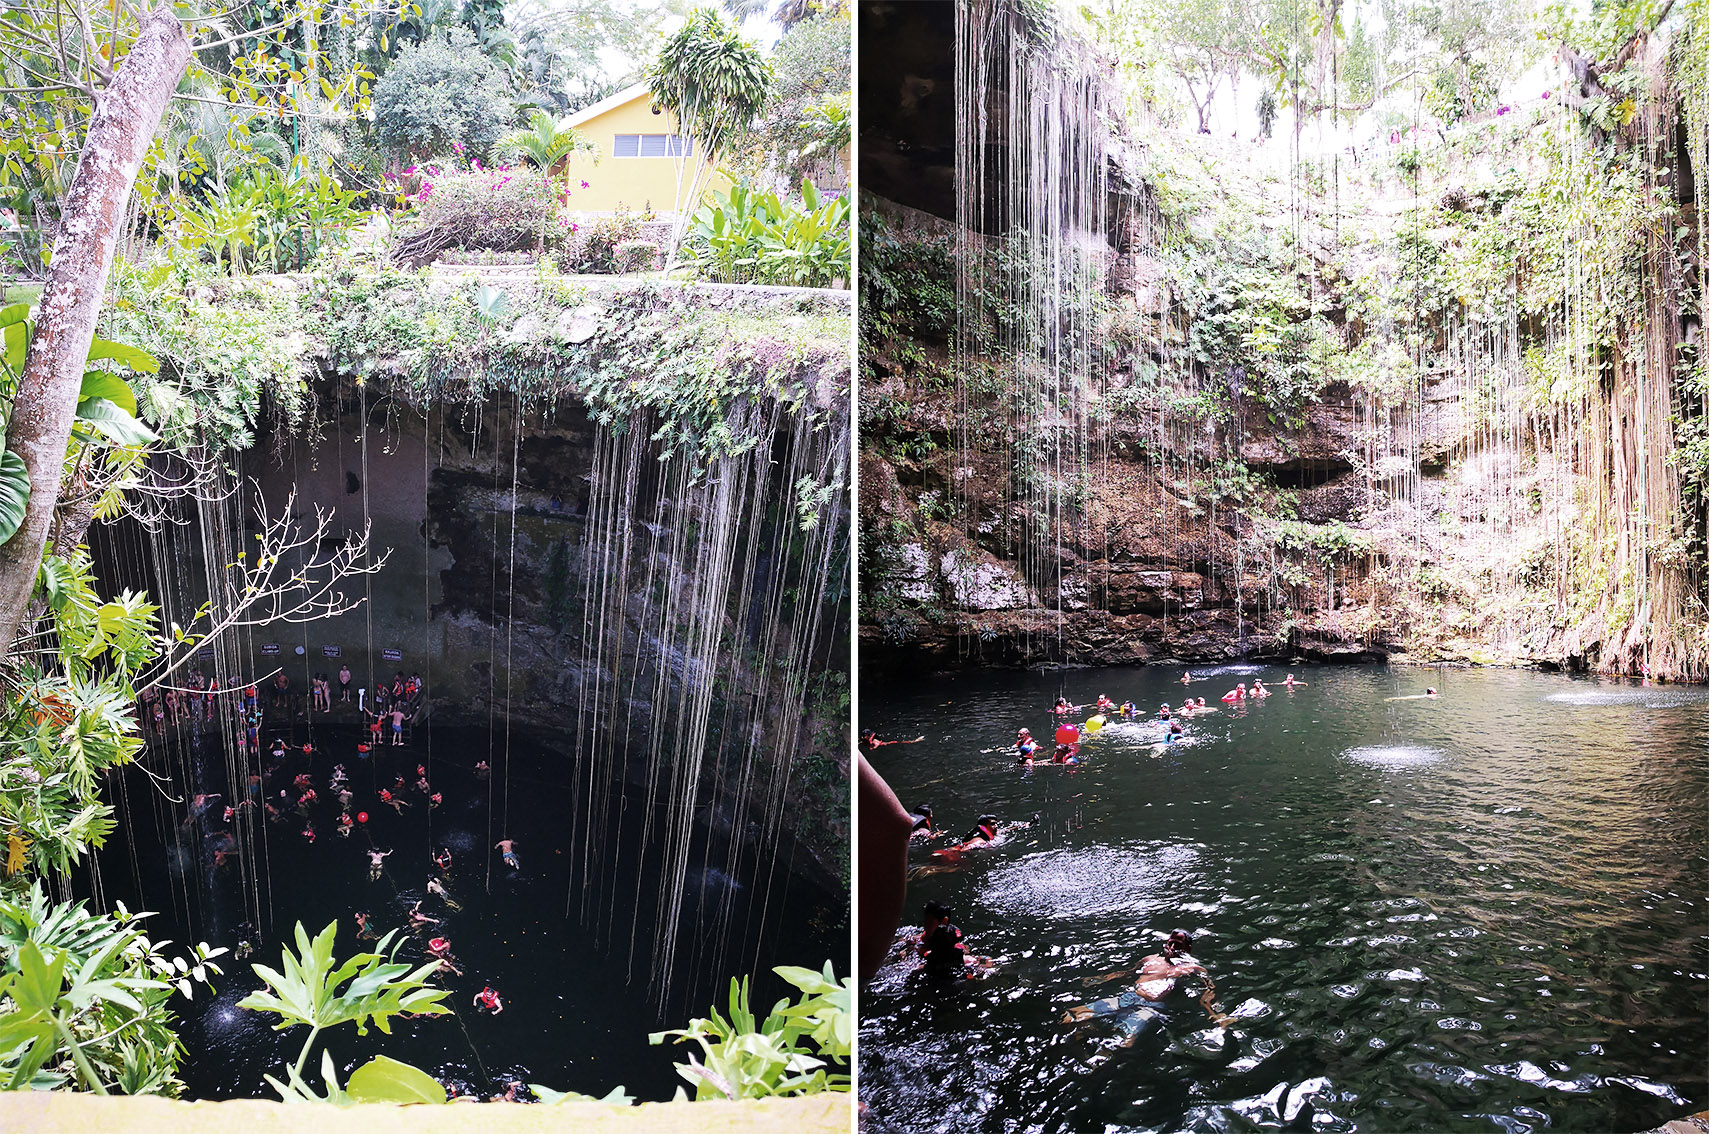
[0,1091,852,1133]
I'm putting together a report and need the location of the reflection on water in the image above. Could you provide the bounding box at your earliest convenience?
[860,666,1708,1133]
[980,843,1207,920]
[1342,744,1444,768]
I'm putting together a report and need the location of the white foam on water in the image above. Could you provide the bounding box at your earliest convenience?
[979,842,1204,919]
[1187,664,1266,678]
[1343,745,1445,768]
[1545,689,1709,708]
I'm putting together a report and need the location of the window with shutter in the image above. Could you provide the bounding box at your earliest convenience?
[611,134,694,158]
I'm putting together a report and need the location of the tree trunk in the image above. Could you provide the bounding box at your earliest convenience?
[0,5,190,656]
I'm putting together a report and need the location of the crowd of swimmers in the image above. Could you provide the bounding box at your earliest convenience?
[352,826,529,1101]
[1006,673,1317,765]
[205,737,528,1101]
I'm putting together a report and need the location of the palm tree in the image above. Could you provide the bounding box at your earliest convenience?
[496,110,592,251]
[644,7,773,268]
[496,109,594,203]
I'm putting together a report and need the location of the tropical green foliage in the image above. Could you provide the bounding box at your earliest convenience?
[172,164,369,275]
[236,920,450,1101]
[0,304,159,543]
[497,110,595,200]
[684,178,849,287]
[99,264,309,450]
[650,961,851,1100]
[373,29,517,161]
[0,884,223,1095]
[646,8,775,159]
[724,6,850,186]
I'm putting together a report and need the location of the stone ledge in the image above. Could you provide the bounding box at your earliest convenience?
[0,1092,851,1134]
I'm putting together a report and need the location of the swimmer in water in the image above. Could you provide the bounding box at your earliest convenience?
[366,847,391,880]
[474,760,490,779]
[915,900,954,957]
[407,901,439,928]
[861,730,925,748]
[1015,727,1040,763]
[1095,694,1115,713]
[907,804,937,839]
[1120,700,1135,719]
[959,814,998,846]
[434,847,453,873]
[917,902,989,979]
[1181,670,1192,684]
[427,876,460,909]
[474,986,504,1015]
[1221,682,1247,703]
[1053,697,1081,716]
[1250,679,1270,698]
[1427,687,1438,697]
[496,838,518,869]
[354,911,377,939]
[426,936,462,976]
[1064,930,1228,1041]
[1283,673,1304,687]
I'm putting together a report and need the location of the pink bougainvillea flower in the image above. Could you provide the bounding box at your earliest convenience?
[451,140,466,154]
[403,165,416,176]
[497,176,511,188]
[580,180,589,189]
[472,158,483,172]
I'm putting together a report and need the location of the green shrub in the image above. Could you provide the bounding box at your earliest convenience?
[650,962,850,1100]
[613,239,660,273]
[373,29,515,162]
[567,209,643,273]
[683,178,849,288]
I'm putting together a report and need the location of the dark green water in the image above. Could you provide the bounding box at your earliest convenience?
[858,665,1708,1133]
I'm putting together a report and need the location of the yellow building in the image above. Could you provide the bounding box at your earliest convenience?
[562,83,731,215]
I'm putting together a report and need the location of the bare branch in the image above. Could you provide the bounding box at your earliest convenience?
[139,483,390,693]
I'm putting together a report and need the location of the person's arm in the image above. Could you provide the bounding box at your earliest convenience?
[858,756,913,985]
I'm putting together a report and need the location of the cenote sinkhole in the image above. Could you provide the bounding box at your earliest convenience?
[84,719,838,1101]
[858,665,1708,1133]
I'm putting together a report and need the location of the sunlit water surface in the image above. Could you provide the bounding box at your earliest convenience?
[860,666,1708,1133]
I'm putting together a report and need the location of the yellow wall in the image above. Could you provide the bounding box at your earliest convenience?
[564,96,731,215]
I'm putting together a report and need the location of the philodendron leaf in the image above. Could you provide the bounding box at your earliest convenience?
[0,449,30,545]
[78,370,138,417]
[74,398,158,447]
[346,1054,445,1104]
[530,1082,635,1106]
[85,338,159,375]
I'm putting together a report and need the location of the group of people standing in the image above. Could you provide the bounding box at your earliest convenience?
[138,664,426,751]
